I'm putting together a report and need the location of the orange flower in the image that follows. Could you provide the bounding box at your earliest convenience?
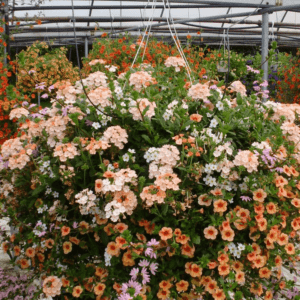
[25,247,35,258]
[217,253,229,264]
[253,255,266,268]
[95,267,108,279]
[175,280,189,292]
[279,281,286,290]
[174,228,182,236]
[190,114,202,122]
[198,194,212,206]
[157,289,170,300]
[62,277,70,287]
[205,279,218,294]
[94,283,106,296]
[283,165,291,176]
[72,286,83,298]
[114,223,128,233]
[103,223,115,235]
[291,198,300,208]
[69,236,80,245]
[235,271,245,284]
[113,282,122,294]
[106,242,120,256]
[277,233,288,246]
[159,280,172,290]
[266,202,277,214]
[63,241,72,254]
[14,245,21,256]
[204,226,218,240]
[213,199,227,213]
[208,260,218,269]
[181,243,195,258]
[265,290,273,300]
[213,288,226,300]
[218,264,230,276]
[290,166,299,177]
[190,263,202,277]
[122,250,135,266]
[275,255,283,267]
[275,175,288,187]
[285,243,295,255]
[78,221,89,234]
[61,226,71,236]
[250,283,263,296]
[253,189,267,202]
[159,227,173,240]
[175,234,190,244]
[45,238,55,248]
[18,258,29,269]
[115,236,128,249]
[221,229,234,241]
[259,267,271,279]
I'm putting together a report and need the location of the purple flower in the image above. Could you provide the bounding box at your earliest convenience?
[41,94,48,99]
[149,262,158,275]
[141,267,150,285]
[28,70,36,74]
[210,85,217,90]
[73,222,78,229]
[85,119,94,126]
[121,280,142,297]
[35,82,46,90]
[145,247,157,259]
[147,239,159,247]
[240,196,252,202]
[118,293,132,300]
[62,105,71,117]
[202,75,208,79]
[22,101,29,106]
[129,267,139,280]
[48,85,55,92]
[260,80,268,87]
[138,259,149,267]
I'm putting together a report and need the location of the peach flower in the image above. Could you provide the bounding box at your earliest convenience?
[159,227,173,240]
[204,226,218,240]
[43,276,63,298]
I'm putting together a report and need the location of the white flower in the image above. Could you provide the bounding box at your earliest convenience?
[239,182,248,191]
[122,154,130,162]
[209,118,218,128]
[86,108,91,114]
[121,102,126,107]
[53,191,59,198]
[92,122,101,129]
[128,149,135,153]
[216,101,224,111]
[121,108,127,114]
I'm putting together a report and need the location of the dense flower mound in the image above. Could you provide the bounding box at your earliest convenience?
[1,57,300,300]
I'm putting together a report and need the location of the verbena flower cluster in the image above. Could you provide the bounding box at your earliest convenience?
[0,53,300,300]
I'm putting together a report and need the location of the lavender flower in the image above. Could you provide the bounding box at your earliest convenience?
[129,267,139,280]
[240,196,252,202]
[138,259,150,267]
[147,239,159,247]
[145,247,156,259]
[149,262,158,275]
[141,267,150,285]
[41,94,48,99]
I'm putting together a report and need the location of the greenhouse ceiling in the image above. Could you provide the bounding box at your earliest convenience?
[2,0,300,48]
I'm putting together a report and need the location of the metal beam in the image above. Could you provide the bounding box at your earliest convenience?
[261,12,269,101]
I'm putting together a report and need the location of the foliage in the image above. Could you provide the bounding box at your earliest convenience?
[1,46,300,300]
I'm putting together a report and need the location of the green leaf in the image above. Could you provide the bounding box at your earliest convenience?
[142,134,151,144]
[192,235,201,245]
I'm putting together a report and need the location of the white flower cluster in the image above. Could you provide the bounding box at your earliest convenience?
[37,204,49,214]
[122,149,136,162]
[38,160,55,178]
[203,175,217,187]
[204,163,218,175]
[144,147,159,163]
[213,142,233,157]
[201,128,224,144]
[251,141,271,150]
[96,111,113,127]
[162,100,180,121]
[114,80,123,100]
[33,221,47,237]
[0,180,14,197]
[227,242,246,258]
[216,101,224,111]
[105,65,118,72]
[105,200,127,222]
[75,189,98,215]
[104,247,112,266]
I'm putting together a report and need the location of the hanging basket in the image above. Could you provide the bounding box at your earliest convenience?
[217,60,229,73]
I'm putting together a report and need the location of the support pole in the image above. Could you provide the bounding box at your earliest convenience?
[3,0,9,66]
[261,12,269,101]
[85,37,88,58]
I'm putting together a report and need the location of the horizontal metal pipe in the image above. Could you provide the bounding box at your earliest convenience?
[11,4,228,11]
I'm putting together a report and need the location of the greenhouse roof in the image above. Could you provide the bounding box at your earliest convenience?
[3,0,300,48]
